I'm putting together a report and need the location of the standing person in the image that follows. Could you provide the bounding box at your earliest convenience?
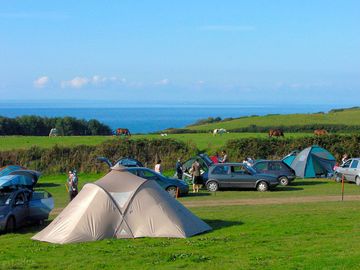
[210,153,220,164]
[175,158,183,179]
[221,150,228,163]
[191,160,202,193]
[154,160,163,174]
[67,170,78,201]
[341,154,348,165]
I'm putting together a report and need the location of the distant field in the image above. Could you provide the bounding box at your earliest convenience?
[0,136,115,151]
[187,108,360,131]
[0,133,313,152]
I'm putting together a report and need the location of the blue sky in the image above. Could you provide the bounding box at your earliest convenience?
[0,1,359,105]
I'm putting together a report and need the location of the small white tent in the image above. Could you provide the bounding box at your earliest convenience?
[32,165,211,244]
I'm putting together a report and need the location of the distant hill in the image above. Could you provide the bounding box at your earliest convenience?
[185,107,360,132]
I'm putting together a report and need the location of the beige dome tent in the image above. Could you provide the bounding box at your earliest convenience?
[32,165,211,244]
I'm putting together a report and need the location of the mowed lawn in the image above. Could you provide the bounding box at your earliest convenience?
[32,173,360,209]
[0,133,312,152]
[1,177,360,269]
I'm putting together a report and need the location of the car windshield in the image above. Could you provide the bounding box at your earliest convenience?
[0,192,11,206]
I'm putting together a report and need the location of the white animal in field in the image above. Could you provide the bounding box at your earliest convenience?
[160,133,168,137]
[213,128,227,136]
[49,128,59,137]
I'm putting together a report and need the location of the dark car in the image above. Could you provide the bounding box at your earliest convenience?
[252,160,296,186]
[206,163,279,192]
[126,167,189,197]
[0,170,54,233]
[97,157,144,168]
[181,154,214,182]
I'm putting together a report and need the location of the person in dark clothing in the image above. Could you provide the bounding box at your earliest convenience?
[67,170,78,201]
[175,158,183,179]
[191,160,202,193]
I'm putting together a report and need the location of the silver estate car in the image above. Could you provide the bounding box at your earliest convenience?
[335,158,360,185]
[206,163,279,192]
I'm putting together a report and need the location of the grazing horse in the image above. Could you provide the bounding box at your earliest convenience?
[213,128,227,136]
[314,129,328,136]
[269,129,284,137]
[116,128,131,136]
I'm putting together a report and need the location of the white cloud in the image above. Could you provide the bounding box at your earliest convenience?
[155,79,170,85]
[61,75,126,88]
[61,76,89,88]
[33,76,49,88]
[91,75,126,85]
[199,25,255,32]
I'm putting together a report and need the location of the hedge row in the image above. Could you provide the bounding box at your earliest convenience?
[225,135,360,162]
[0,115,112,136]
[0,139,197,174]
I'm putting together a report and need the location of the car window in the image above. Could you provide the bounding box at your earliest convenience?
[14,192,26,205]
[231,165,249,174]
[343,160,352,168]
[0,192,12,206]
[183,159,195,171]
[254,162,267,171]
[141,170,159,181]
[212,166,228,175]
[119,158,140,167]
[268,162,284,171]
[351,160,359,169]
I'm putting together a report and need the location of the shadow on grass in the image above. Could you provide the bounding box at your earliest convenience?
[273,186,304,192]
[202,219,243,230]
[36,182,61,187]
[185,192,211,197]
[292,180,328,186]
[1,220,51,236]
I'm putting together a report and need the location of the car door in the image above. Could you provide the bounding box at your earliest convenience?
[230,165,256,188]
[11,191,29,227]
[348,160,359,182]
[267,162,283,178]
[210,165,230,187]
[341,159,353,181]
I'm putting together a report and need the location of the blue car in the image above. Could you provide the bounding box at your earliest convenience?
[126,167,189,198]
[0,169,54,233]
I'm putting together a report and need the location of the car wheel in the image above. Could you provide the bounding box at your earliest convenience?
[206,181,219,192]
[257,181,269,192]
[356,176,360,186]
[5,216,15,233]
[278,176,289,186]
[335,173,342,183]
[166,186,178,198]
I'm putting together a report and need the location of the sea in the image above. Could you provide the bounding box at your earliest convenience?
[0,102,341,133]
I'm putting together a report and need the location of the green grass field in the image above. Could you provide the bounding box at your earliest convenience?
[1,174,360,269]
[0,133,312,152]
[187,108,360,131]
[33,173,360,209]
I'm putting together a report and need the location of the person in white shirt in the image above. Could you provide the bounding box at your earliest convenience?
[154,160,163,174]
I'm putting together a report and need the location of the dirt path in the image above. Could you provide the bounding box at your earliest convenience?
[50,195,360,215]
[182,195,360,207]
